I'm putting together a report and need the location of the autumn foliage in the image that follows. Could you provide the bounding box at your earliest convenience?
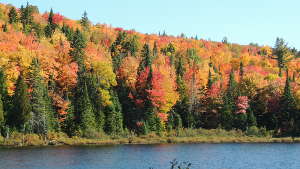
[0,2,300,137]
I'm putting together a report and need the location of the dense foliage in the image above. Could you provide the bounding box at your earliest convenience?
[0,3,300,138]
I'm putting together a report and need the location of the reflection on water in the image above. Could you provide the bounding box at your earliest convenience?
[1,143,300,169]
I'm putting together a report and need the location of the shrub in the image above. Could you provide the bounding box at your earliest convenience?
[246,126,271,137]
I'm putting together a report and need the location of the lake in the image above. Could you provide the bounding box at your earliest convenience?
[0,143,299,169]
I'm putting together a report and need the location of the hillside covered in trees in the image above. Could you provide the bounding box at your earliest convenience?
[0,2,300,138]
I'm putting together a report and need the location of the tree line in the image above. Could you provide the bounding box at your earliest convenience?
[0,3,299,138]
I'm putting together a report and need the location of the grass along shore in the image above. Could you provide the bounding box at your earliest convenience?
[0,128,299,147]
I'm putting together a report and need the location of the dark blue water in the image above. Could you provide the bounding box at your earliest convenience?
[0,143,299,169]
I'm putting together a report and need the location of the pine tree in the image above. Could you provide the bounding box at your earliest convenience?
[79,82,96,134]
[137,44,152,74]
[174,56,190,128]
[110,31,128,72]
[45,9,57,38]
[143,66,159,132]
[105,90,123,135]
[86,73,105,131]
[70,29,86,71]
[167,109,182,130]
[272,38,293,77]
[43,85,58,131]
[239,62,244,80]
[20,3,34,33]
[207,69,213,90]
[278,71,298,135]
[220,70,237,130]
[233,113,247,131]
[2,24,7,32]
[0,69,10,120]
[30,58,55,134]
[247,109,257,127]
[0,94,4,128]
[153,41,158,58]
[8,74,31,130]
[61,23,74,41]
[80,11,90,30]
[61,95,76,136]
[8,7,18,24]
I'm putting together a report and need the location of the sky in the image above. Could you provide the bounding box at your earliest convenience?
[2,0,300,48]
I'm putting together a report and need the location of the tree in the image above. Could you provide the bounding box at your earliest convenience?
[80,11,90,30]
[8,7,18,24]
[86,73,105,131]
[8,74,31,130]
[110,31,128,72]
[20,3,34,32]
[0,94,4,130]
[239,62,244,80]
[161,43,176,65]
[70,29,86,71]
[30,58,56,134]
[220,70,237,130]
[186,48,200,128]
[137,44,152,74]
[61,23,74,41]
[222,37,228,44]
[2,24,7,32]
[207,69,213,90]
[78,82,96,134]
[104,90,123,134]
[271,38,294,77]
[174,56,189,128]
[278,71,298,136]
[234,96,250,130]
[45,9,57,38]
[247,109,257,127]
[0,69,10,119]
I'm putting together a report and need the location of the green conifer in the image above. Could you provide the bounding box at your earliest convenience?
[9,74,31,130]
[8,7,18,24]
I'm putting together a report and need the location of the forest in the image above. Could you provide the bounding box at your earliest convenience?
[0,2,300,140]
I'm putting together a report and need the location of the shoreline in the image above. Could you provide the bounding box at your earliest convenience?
[1,136,300,148]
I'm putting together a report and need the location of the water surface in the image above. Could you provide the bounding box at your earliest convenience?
[0,143,299,169]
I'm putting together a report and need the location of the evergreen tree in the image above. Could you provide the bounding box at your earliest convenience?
[30,58,56,134]
[125,35,139,57]
[207,69,213,90]
[247,109,257,127]
[80,11,90,30]
[174,56,190,128]
[86,73,105,131]
[272,38,294,77]
[45,9,57,38]
[0,94,4,130]
[104,90,123,134]
[0,69,10,119]
[220,70,237,130]
[61,23,74,41]
[70,29,86,71]
[8,7,18,24]
[110,31,128,72]
[79,82,96,134]
[153,41,158,58]
[167,109,182,130]
[137,44,152,74]
[61,95,76,136]
[239,62,244,80]
[233,113,247,131]
[20,3,34,33]
[8,74,31,130]
[278,71,298,135]
[2,24,7,32]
